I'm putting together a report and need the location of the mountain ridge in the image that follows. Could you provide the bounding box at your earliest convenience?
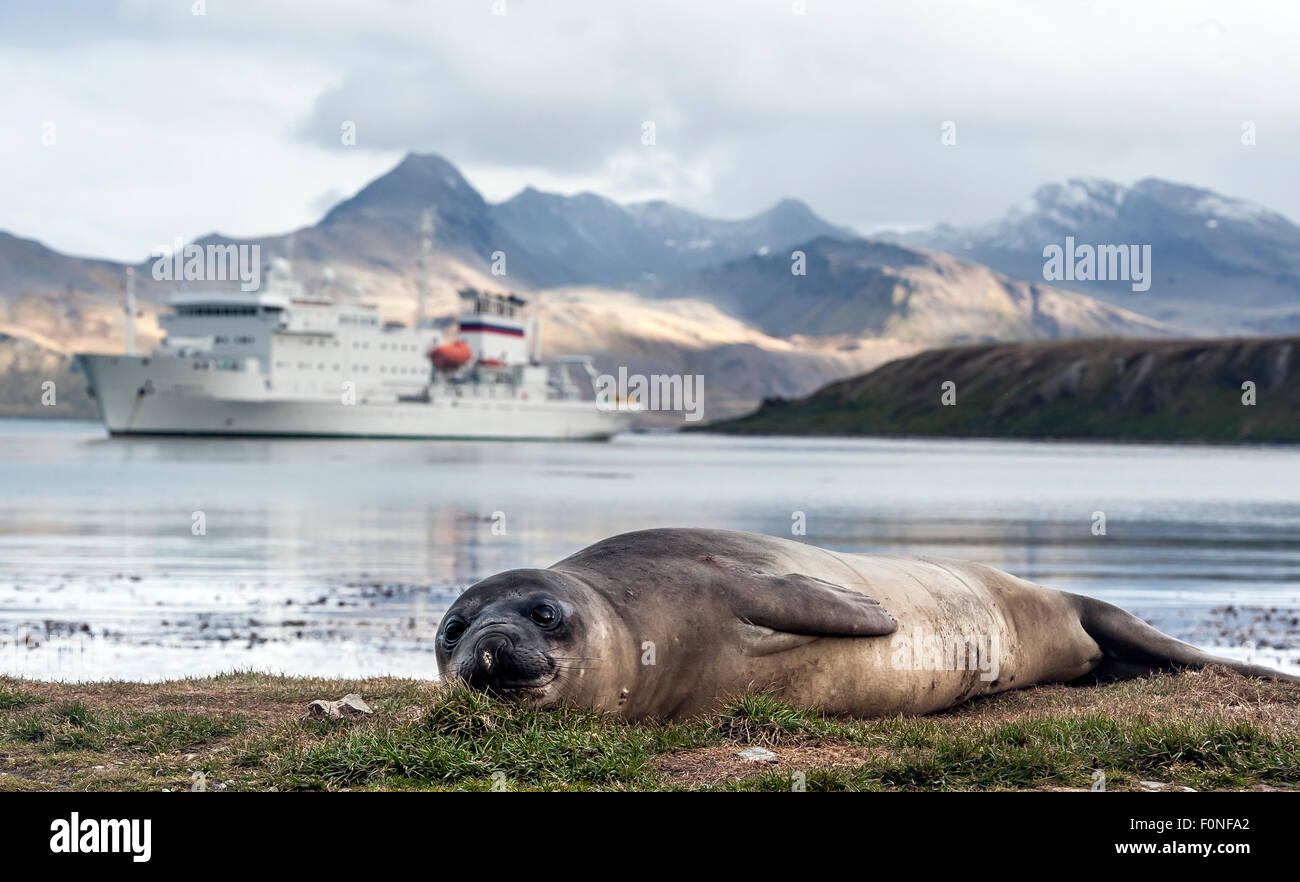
[642,234,1172,342]
[3,156,1287,420]
[0,152,854,295]
[883,176,1300,333]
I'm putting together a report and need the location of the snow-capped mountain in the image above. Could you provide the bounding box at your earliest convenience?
[884,178,1300,333]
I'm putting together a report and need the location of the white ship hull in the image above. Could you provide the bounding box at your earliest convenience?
[77,354,632,441]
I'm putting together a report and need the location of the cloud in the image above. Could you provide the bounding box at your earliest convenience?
[1,0,1298,260]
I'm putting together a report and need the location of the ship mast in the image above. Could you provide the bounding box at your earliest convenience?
[529,310,542,365]
[124,266,137,355]
[416,209,434,328]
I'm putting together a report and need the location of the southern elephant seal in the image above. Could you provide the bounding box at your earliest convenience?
[435,528,1298,719]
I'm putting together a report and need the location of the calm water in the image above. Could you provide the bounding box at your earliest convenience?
[1,418,1298,680]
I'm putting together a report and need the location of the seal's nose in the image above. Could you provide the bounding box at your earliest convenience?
[468,633,514,687]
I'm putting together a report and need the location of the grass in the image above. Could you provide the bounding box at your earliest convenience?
[1,668,1298,791]
[0,686,44,710]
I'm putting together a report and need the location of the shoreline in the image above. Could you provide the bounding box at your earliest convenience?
[9,412,1300,447]
[690,425,1300,449]
[7,412,1300,451]
[5,599,1295,684]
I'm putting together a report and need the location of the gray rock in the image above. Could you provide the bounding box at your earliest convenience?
[1139,780,1197,792]
[308,693,374,719]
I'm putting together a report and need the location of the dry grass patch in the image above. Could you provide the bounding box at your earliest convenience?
[0,672,438,722]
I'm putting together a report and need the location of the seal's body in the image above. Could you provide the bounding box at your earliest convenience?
[435,529,1296,719]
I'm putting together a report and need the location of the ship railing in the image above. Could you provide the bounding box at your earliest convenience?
[179,356,255,372]
[546,356,601,401]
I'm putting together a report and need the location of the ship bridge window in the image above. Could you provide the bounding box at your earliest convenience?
[180,305,258,317]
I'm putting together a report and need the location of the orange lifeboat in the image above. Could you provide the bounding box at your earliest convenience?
[429,340,472,371]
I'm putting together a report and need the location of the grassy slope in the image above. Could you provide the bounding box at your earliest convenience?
[1,669,1298,792]
[703,336,1300,442]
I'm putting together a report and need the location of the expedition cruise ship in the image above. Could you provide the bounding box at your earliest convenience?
[76,265,633,440]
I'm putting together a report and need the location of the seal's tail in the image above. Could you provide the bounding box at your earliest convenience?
[1065,592,1300,685]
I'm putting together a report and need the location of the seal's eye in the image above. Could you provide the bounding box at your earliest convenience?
[529,603,559,628]
[442,618,467,646]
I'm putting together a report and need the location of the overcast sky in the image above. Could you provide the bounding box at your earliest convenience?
[2,0,1297,261]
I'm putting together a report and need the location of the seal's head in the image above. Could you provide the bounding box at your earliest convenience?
[436,568,623,707]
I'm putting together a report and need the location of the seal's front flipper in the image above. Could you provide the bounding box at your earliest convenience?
[1066,592,1300,685]
[728,571,898,639]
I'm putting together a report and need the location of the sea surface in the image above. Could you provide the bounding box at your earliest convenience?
[1,418,1298,681]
